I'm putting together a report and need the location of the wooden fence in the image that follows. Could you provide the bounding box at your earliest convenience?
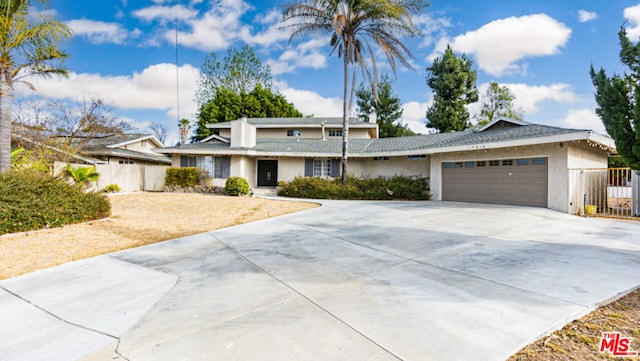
[54,162,168,192]
[569,168,639,219]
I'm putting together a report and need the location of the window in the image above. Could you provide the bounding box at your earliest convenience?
[180,156,230,178]
[407,155,426,160]
[373,157,389,161]
[465,161,474,168]
[287,129,301,137]
[517,159,529,166]
[214,156,231,178]
[443,162,453,169]
[305,158,339,177]
[313,159,332,177]
[328,129,342,137]
[489,160,500,167]
[454,162,463,168]
[502,159,513,166]
[119,160,134,164]
[477,161,486,167]
[532,158,546,165]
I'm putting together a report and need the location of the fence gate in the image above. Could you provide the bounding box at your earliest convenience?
[569,168,639,219]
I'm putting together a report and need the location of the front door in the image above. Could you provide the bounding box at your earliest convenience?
[257,160,278,186]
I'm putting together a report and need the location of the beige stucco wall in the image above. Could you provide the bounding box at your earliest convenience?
[429,143,570,212]
[256,128,372,139]
[567,142,609,169]
[121,139,156,154]
[275,158,306,183]
[348,157,430,179]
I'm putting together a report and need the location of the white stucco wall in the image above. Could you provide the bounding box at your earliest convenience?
[121,139,156,154]
[567,142,609,169]
[429,143,570,212]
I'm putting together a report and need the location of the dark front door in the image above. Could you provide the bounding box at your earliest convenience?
[257,160,278,186]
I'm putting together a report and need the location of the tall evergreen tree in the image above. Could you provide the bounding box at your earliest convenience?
[477,81,523,126]
[425,45,478,133]
[356,75,414,137]
[590,28,640,170]
[193,85,303,142]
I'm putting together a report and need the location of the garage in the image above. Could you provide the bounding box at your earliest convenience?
[442,157,548,207]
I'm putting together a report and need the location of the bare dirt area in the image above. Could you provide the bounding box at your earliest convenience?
[509,288,640,361]
[0,192,317,280]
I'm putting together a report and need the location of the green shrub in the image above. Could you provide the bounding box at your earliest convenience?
[165,167,199,187]
[225,176,250,196]
[0,170,111,235]
[277,175,429,200]
[102,184,121,193]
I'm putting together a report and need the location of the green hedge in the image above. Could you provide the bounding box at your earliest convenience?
[165,167,199,187]
[225,176,250,196]
[277,176,430,200]
[0,170,111,235]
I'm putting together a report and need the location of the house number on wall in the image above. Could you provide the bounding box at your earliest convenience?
[470,144,486,150]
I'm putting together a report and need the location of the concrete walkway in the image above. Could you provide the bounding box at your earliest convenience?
[1,201,639,361]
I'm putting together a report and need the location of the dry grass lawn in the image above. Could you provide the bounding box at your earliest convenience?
[0,192,317,280]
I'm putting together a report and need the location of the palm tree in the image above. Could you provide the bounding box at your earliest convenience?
[0,0,72,173]
[283,0,427,182]
[179,118,190,144]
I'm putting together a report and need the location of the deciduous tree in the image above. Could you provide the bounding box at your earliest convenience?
[477,81,523,126]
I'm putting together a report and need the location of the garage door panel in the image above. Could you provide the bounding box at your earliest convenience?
[442,158,548,208]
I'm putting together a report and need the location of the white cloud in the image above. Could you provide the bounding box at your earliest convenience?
[274,80,342,117]
[501,83,578,114]
[401,101,431,134]
[413,13,451,48]
[624,4,640,40]
[67,19,132,45]
[557,108,605,134]
[448,14,571,76]
[239,10,291,47]
[268,39,327,75]
[132,4,197,23]
[19,63,200,123]
[578,10,598,23]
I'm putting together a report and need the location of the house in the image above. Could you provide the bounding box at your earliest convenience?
[156,116,616,213]
[13,131,171,166]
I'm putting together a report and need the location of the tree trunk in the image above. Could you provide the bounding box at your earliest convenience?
[341,56,349,183]
[0,81,12,173]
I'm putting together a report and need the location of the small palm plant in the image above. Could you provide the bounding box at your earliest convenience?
[65,164,99,189]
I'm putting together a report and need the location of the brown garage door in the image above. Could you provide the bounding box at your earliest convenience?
[442,157,548,207]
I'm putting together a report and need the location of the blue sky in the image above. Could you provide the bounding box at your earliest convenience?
[17,0,640,144]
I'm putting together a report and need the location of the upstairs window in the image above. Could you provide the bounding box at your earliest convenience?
[287,129,301,137]
[328,129,342,137]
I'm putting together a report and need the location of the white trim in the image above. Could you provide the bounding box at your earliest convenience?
[478,117,530,132]
[200,134,230,143]
[107,135,163,149]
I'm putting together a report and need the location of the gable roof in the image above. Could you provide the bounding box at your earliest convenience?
[158,122,616,157]
[478,117,529,132]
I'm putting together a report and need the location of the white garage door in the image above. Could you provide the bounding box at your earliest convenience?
[442,157,548,207]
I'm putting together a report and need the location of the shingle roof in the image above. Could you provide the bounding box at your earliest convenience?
[159,124,602,156]
[83,148,171,164]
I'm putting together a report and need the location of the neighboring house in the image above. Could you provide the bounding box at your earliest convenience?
[156,116,616,213]
[67,133,171,165]
[13,132,171,165]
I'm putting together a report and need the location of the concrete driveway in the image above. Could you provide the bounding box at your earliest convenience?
[1,201,639,361]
